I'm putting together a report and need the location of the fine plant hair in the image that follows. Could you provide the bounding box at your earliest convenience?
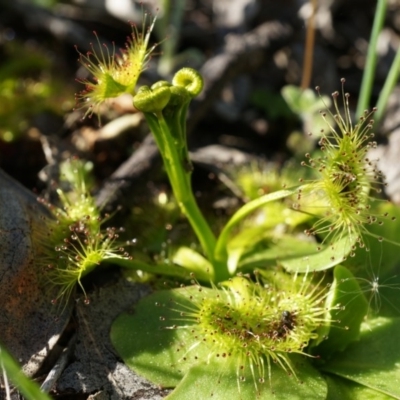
[295,79,397,251]
[340,243,400,317]
[160,271,340,395]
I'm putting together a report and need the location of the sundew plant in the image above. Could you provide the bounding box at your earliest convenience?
[8,7,400,400]
[107,66,400,397]
[75,13,158,119]
[36,158,132,306]
[71,11,400,400]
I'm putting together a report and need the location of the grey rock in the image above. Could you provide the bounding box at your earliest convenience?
[0,169,72,377]
[57,277,170,399]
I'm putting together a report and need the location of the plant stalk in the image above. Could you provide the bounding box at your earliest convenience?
[356,0,387,117]
[375,46,400,127]
[144,112,228,279]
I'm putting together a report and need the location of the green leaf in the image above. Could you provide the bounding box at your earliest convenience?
[281,85,334,137]
[0,344,52,400]
[225,201,312,273]
[215,186,300,265]
[171,246,214,281]
[325,374,394,400]
[347,202,400,277]
[111,287,210,388]
[281,235,357,273]
[314,265,369,358]
[227,227,281,274]
[111,286,328,399]
[281,86,330,115]
[167,356,327,400]
[237,235,317,272]
[322,317,400,399]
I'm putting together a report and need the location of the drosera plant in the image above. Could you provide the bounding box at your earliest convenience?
[4,5,400,400]
[35,158,133,306]
[74,11,158,120]
[71,8,398,283]
[165,272,341,383]
[132,71,400,279]
[111,264,385,399]
[127,70,351,280]
[33,155,201,308]
[1,16,397,400]
[64,9,400,400]
[109,71,400,398]
[293,81,386,249]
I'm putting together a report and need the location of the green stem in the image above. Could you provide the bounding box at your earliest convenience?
[144,112,224,279]
[163,101,191,170]
[214,187,300,263]
[374,46,400,127]
[356,0,387,117]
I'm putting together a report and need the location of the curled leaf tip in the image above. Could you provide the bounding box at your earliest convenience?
[172,67,204,97]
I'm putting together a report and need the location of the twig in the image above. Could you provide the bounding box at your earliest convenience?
[40,335,76,393]
[95,134,158,209]
[300,0,317,90]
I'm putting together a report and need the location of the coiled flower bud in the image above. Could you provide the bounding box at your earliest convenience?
[133,85,171,113]
[172,67,204,97]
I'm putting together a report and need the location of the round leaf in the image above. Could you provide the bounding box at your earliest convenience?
[322,317,400,399]
[325,375,393,400]
[167,356,327,400]
[315,265,369,358]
